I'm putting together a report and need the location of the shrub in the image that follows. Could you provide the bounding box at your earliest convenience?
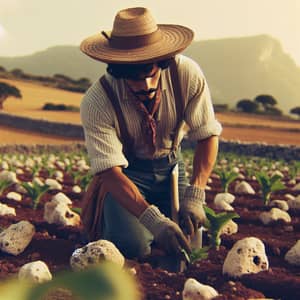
[42,102,79,112]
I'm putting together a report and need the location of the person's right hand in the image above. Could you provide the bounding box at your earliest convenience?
[139,205,191,255]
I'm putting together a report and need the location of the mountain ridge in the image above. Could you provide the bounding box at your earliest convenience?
[0,34,299,114]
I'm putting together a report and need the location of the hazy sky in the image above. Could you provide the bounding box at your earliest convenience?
[0,0,300,65]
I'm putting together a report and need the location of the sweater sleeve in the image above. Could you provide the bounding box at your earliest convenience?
[80,81,128,174]
[177,55,222,141]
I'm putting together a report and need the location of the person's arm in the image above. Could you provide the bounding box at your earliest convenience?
[98,166,149,217]
[81,82,190,255]
[190,135,219,188]
[98,166,191,255]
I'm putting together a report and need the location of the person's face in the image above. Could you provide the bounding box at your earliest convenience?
[125,64,161,101]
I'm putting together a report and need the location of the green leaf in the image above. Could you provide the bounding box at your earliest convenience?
[190,246,210,263]
[71,207,82,215]
[27,263,139,300]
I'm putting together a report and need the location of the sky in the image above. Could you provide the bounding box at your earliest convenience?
[0,0,300,65]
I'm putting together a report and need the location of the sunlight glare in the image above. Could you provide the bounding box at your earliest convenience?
[0,24,6,39]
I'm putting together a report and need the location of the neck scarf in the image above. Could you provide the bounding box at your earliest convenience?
[126,81,161,155]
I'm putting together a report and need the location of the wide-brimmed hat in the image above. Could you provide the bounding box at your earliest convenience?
[80,7,194,64]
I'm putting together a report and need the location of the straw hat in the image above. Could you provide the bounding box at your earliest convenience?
[80,7,194,64]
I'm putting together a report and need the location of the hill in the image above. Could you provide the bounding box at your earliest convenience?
[0,35,299,114]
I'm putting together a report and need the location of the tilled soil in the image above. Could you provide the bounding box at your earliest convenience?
[0,169,299,299]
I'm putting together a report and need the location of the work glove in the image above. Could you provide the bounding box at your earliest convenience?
[139,205,191,255]
[179,185,207,236]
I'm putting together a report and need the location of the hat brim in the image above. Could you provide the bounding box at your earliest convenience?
[80,24,194,64]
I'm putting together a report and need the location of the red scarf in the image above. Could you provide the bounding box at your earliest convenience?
[127,82,161,155]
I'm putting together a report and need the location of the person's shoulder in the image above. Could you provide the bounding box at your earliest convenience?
[175,54,205,81]
[82,75,110,106]
[175,54,203,76]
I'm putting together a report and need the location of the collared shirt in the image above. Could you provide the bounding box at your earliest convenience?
[80,55,222,175]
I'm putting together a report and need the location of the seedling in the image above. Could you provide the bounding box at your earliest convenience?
[0,180,13,195]
[203,206,239,250]
[71,207,82,215]
[21,181,50,209]
[214,169,239,193]
[289,161,300,181]
[255,172,285,205]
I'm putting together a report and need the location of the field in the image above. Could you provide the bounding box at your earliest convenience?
[0,78,300,299]
[0,148,299,299]
[0,78,300,146]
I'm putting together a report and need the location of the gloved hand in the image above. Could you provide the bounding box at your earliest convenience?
[179,185,206,236]
[139,205,191,255]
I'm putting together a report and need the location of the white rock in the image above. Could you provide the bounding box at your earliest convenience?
[0,203,16,216]
[214,193,235,211]
[44,202,80,227]
[18,260,52,283]
[288,179,296,185]
[0,221,35,255]
[284,194,295,201]
[16,168,24,175]
[214,199,234,211]
[222,237,269,278]
[292,183,300,191]
[287,197,300,210]
[220,220,238,236]
[14,184,27,194]
[6,191,22,201]
[32,177,44,186]
[51,192,72,206]
[0,170,18,183]
[56,161,65,169]
[269,200,289,211]
[0,161,9,170]
[232,167,239,174]
[259,208,291,225]
[72,185,82,193]
[234,181,255,194]
[237,174,245,180]
[70,240,125,271]
[54,170,64,181]
[214,193,235,204]
[45,178,62,190]
[76,160,90,171]
[285,240,300,266]
[182,278,218,300]
[271,170,284,178]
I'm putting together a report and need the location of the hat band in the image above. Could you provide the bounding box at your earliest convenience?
[109,29,162,50]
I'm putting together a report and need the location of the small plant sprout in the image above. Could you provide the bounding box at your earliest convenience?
[0,180,13,195]
[289,161,300,181]
[203,206,239,250]
[255,172,286,205]
[21,181,50,209]
[214,169,239,193]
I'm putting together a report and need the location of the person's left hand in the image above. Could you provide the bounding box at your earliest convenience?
[179,185,207,236]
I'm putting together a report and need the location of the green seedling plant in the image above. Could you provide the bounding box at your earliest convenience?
[0,180,13,195]
[181,246,210,265]
[214,168,239,193]
[0,262,139,300]
[203,206,239,250]
[71,171,93,191]
[289,161,300,181]
[255,171,285,205]
[21,181,50,209]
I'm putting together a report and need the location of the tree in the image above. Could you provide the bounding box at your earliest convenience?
[236,99,258,113]
[254,94,277,109]
[264,106,283,116]
[0,82,22,109]
[290,106,300,119]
